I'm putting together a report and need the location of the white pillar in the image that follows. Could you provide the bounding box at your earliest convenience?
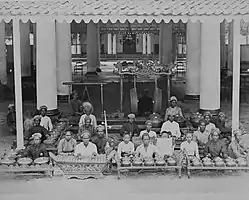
[112,34,117,54]
[0,21,7,85]
[220,21,226,67]
[147,34,151,54]
[200,20,220,112]
[142,33,146,54]
[36,20,57,112]
[232,19,241,137]
[86,21,100,75]
[228,21,233,72]
[76,33,81,54]
[151,34,154,53]
[32,23,36,67]
[185,21,201,99]
[20,21,31,77]
[56,21,72,96]
[159,23,173,65]
[13,19,24,150]
[107,33,112,54]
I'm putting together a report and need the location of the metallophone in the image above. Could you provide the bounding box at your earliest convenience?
[117,155,183,180]
[49,151,115,179]
[186,156,249,179]
[0,154,53,178]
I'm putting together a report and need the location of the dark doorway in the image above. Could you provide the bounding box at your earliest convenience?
[123,34,136,54]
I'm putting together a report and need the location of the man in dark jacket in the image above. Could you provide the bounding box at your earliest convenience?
[120,113,140,138]
[138,89,153,116]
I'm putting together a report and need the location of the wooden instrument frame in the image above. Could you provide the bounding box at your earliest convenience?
[185,155,249,179]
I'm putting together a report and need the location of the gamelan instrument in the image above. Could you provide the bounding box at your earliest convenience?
[49,152,113,179]
[0,154,53,177]
[187,156,249,179]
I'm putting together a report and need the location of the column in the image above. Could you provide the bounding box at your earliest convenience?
[200,20,220,115]
[20,21,31,77]
[32,23,36,67]
[86,21,100,76]
[151,34,154,53]
[232,19,241,137]
[142,33,146,54]
[220,21,226,67]
[185,21,201,100]
[0,21,7,85]
[112,34,117,54]
[228,21,233,72]
[147,34,151,54]
[13,19,24,150]
[36,20,58,115]
[159,22,173,65]
[56,21,72,96]
[107,33,112,54]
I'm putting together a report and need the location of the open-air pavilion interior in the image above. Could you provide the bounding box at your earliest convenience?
[0,0,249,149]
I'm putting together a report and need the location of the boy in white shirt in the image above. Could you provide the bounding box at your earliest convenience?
[160,114,181,138]
[139,120,157,138]
[117,133,135,159]
[180,132,200,159]
[39,105,53,131]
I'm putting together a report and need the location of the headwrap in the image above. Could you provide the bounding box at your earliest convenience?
[145,120,152,125]
[39,105,48,111]
[8,104,15,109]
[204,111,212,118]
[218,112,225,118]
[84,115,92,122]
[33,115,41,121]
[80,130,91,138]
[82,102,93,113]
[210,128,221,136]
[169,96,177,102]
[233,129,242,136]
[32,133,42,139]
[96,125,105,131]
[128,113,135,119]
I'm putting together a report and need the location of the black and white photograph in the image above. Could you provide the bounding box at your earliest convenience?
[0,0,249,199]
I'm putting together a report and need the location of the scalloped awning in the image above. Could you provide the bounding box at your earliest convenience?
[0,0,249,23]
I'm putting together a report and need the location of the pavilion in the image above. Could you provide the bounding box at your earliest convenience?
[0,0,246,149]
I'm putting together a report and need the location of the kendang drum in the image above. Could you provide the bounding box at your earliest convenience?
[49,152,111,179]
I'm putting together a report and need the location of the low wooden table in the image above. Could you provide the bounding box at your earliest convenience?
[117,164,182,179]
[186,164,249,179]
[0,163,54,178]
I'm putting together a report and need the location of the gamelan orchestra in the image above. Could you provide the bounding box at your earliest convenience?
[2,93,249,179]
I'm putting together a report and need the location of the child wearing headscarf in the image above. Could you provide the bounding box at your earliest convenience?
[39,105,53,131]
[79,102,97,129]
[27,115,48,143]
[120,113,140,138]
[91,125,109,154]
[164,96,184,121]
[22,133,48,160]
[78,115,96,138]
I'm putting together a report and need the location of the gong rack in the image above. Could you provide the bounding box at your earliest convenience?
[116,156,183,180]
[118,71,172,114]
[186,157,249,179]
